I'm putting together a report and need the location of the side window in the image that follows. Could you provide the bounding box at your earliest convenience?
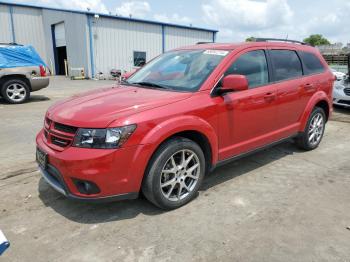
[270,50,302,81]
[225,50,269,88]
[299,51,325,75]
[134,51,146,67]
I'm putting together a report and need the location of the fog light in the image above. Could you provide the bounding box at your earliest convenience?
[72,179,100,195]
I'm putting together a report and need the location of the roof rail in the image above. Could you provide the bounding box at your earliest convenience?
[196,42,213,45]
[254,38,309,45]
[0,42,22,46]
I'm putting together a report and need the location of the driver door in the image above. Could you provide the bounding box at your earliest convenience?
[217,49,279,160]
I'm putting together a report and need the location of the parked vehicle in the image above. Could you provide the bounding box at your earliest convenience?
[333,79,350,107]
[0,44,49,104]
[331,68,347,81]
[36,39,334,209]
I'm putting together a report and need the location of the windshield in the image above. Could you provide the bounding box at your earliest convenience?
[127,49,229,92]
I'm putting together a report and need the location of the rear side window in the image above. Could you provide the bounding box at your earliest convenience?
[225,50,269,88]
[299,51,325,75]
[270,50,302,81]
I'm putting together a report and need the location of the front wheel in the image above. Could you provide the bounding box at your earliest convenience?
[296,107,326,150]
[142,137,205,210]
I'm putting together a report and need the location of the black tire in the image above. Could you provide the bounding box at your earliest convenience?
[1,78,30,104]
[142,137,206,210]
[296,107,326,151]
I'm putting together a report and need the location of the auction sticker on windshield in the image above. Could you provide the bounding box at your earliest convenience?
[204,50,229,56]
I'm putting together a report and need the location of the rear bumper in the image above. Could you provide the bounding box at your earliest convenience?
[30,76,49,91]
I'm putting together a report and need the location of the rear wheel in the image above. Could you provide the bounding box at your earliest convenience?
[296,107,326,150]
[1,78,30,104]
[142,137,205,210]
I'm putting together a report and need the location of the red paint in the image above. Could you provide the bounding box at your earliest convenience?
[36,41,334,200]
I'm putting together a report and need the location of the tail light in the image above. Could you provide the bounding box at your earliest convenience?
[39,65,46,77]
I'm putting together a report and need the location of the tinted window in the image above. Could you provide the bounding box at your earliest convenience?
[225,50,269,88]
[299,51,325,75]
[270,50,302,81]
[134,51,146,67]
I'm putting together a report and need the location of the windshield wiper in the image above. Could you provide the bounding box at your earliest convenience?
[131,81,169,89]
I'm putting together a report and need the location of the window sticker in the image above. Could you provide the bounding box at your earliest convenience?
[204,50,229,56]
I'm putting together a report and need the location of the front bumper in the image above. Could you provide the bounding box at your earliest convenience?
[333,86,350,107]
[39,165,138,202]
[36,129,152,202]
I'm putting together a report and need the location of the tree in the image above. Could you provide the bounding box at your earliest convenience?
[245,37,256,42]
[303,34,331,46]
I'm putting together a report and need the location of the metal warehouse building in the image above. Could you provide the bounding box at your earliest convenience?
[0,2,217,78]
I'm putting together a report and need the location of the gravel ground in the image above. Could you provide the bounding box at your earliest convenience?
[0,77,350,262]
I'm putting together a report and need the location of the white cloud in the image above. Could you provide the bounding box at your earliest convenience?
[202,0,293,31]
[153,13,192,25]
[115,1,151,18]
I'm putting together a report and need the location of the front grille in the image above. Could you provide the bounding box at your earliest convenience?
[338,100,350,105]
[43,119,77,149]
[54,122,78,134]
[344,88,350,96]
[51,136,71,147]
[45,117,52,126]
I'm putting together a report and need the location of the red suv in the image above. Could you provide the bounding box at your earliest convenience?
[36,39,334,209]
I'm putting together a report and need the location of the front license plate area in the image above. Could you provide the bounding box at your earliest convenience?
[36,147,47,169]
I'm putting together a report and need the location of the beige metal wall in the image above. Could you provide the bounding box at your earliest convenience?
[92,17,163,74]
[165,26,214,51]
[12,6,47,62]
[0,4,12,43]
[41,9,91,76]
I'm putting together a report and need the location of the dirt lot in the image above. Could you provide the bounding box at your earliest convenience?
[1,77,350,262]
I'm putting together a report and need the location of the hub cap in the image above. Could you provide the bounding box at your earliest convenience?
[6,83,26,102]
[160,149,200,201]
[308,112,324,146]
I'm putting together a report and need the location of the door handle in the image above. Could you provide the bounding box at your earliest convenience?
[264,92,276,102]
[304,83,315,90]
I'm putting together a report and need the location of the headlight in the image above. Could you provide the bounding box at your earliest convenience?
[73,124,136,149]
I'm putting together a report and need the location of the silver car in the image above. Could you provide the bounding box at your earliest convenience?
[333,79,350,108]
[0,44,49,104]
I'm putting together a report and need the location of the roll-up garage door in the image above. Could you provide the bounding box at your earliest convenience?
[54,22,66,47]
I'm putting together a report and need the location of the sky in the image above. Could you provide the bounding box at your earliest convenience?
[4,0,350,44]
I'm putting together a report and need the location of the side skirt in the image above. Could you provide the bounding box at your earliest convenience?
[211,134,299,171]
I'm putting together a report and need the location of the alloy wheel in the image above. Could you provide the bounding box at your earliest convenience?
[308,112,324,146]
[6,83,27,102]
[160,149,200,201]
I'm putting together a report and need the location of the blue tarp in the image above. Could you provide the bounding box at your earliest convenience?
[0,45,46,69]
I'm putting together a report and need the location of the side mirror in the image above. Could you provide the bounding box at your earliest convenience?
[219,74,248,95]
[121,68,138,80]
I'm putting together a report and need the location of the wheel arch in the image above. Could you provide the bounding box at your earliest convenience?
[299,91,331,131]
[0,74,31,91]
[139,115,218,168]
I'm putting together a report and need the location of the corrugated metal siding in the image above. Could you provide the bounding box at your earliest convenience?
[42,9,90,75]
[93,17,162,73]
[12,6,47,62]
[0,5,12,43]
[165,26,213,51]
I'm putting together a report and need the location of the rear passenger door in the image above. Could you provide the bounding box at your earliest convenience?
[268,49,306,135]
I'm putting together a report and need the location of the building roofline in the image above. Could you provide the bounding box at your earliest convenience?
[0,1,219,33]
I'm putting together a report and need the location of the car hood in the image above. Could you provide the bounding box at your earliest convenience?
[47,85,192,128]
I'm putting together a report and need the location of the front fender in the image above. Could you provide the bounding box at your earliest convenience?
[299,91,331,132]
[125,115,218,192]
[140,115,219,165]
